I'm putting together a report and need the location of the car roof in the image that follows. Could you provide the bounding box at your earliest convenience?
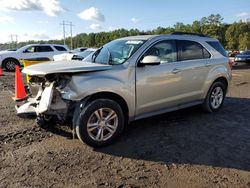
[24,44,67,47]
[118,34,217,42]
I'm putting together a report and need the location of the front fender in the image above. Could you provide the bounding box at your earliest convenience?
[60,68,135,119]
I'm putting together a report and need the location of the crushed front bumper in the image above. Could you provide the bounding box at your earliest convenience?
[16,82,68,117]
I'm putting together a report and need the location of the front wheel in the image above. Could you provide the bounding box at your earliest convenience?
[76,99,125,147]
[203,81,226,113]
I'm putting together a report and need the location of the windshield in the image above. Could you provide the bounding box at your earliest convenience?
[85,39,146,65]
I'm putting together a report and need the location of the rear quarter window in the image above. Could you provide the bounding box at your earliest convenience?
[207,41,228,57]
[54,46,67,51]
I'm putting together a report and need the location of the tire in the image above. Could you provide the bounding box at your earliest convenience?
[4,59,19,71]
[203,81,226,113]
[76,99,125,147]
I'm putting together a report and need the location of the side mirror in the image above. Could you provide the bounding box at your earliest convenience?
[140,55,160,66]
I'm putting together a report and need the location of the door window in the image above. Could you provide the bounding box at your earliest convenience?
[144,40,177,63]
[25,46,35,53]
[177,40,211,61]
[36,46,54,52]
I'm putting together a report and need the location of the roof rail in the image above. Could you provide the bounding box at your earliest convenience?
[171,32,211,38]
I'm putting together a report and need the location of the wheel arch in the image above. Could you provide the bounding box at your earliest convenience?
[2,57,20,68]
[83,91,129,122]
[212,77,228,90]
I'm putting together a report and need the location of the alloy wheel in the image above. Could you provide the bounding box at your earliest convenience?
[87,108,118,141]
[210,86,224,109]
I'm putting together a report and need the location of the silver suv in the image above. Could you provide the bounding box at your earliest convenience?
[19,33,232,147]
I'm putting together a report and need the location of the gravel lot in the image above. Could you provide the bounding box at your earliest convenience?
[0,66,250,188]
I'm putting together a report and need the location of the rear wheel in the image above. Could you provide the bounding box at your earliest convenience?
[76,99,125,147]
[4,59,19,71]
[203,81,226,112]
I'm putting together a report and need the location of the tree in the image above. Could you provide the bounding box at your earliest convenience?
[239,32,250,50]
[225,22,249,50]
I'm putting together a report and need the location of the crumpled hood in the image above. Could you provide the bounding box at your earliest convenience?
[22,60,112,76]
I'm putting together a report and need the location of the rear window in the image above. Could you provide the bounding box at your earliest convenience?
[54,46,67,51]
[207,41,228,57]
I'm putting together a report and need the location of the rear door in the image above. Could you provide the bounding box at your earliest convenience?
[33,45,55,59]
[175,40,211,104]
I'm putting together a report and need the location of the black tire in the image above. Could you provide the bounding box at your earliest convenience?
[76,99,125,147]
[203,81,226,113]
[3,59,19,71]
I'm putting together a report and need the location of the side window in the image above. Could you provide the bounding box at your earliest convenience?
[144,40,177,63]
[177,40,210,61]
[54,46,67,51]
[36,46,54,52]
[25,46,35,53]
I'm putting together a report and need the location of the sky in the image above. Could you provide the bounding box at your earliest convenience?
[0,0,250,43]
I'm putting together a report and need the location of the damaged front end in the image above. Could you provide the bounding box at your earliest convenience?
[16,74,75,125]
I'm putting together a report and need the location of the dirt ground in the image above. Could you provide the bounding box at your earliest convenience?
[0,65,250,188]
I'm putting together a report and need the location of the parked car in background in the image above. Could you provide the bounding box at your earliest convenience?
[0,44,69,71]
[53,48,97,61]
[234,50,250,63]
[18,33,231,147]
[228,50,239,57]
[72,48,97,60]
[72,47,87,53]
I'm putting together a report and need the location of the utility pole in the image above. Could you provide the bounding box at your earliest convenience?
[14,35,18,48]
[60,21,66,45]
[70,22,73,50]
[60,21,75,49]
[9,34,18,49]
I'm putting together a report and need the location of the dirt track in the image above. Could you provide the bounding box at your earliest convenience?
[0,66,250,188]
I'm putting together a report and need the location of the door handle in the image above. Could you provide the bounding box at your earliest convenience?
[171,68,181,74]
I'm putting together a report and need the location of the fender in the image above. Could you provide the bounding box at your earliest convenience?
[61,68,136,119]
[202,64,232,98]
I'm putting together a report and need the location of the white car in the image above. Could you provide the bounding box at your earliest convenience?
[0,44,69,71]
[53,48,97,61]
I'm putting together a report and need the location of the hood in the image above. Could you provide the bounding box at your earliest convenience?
[0,51,14,55]
[22,60,112,76]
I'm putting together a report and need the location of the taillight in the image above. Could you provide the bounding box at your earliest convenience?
[228,60,233,69]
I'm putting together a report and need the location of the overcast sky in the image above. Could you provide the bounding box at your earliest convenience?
[0,0,250,43]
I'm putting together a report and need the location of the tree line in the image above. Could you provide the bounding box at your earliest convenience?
[1,14,250,51]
